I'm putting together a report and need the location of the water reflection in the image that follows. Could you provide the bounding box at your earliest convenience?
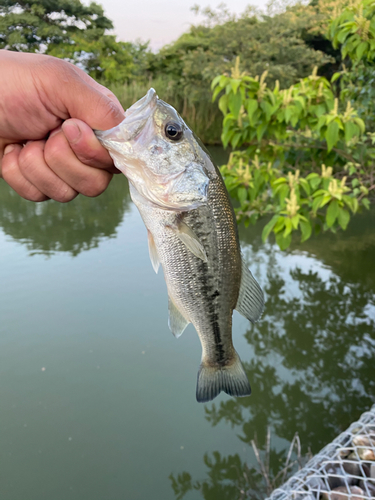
[0,175,131,256]
[170,210,375,499]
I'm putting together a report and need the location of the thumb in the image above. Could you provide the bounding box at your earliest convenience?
[61,118,120,173]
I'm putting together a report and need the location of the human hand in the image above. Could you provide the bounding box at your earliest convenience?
[0,50,125,202]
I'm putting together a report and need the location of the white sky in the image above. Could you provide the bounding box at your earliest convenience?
[98,0,269,50]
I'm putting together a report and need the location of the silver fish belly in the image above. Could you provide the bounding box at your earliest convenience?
[96,88,264,402]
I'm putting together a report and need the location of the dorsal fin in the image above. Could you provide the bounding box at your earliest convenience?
[235,259,264,323]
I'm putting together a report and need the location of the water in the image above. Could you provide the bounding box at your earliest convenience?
[0,164,374,500]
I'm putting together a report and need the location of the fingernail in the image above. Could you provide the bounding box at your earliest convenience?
[49,126,62,138]
[62,121,81,144]
[4,144,15,155]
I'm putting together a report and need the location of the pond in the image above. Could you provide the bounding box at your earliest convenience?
[0,149,374,500]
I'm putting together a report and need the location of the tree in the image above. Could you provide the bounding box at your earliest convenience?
[211,0,375,250]
[0,0,151,83]
[154,3,334,91]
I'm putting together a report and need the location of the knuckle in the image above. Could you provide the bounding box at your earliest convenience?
[44,139,62,165]
[1,149,47,202]
[39,56,75,81]
[79,172,112,197]
[52,186,77,203]
[20,182,48,202]
[18,145,38,174]
[1,157,13,179]
[27,190,49,203]
[78,147,101,165]
[96,94,120,122]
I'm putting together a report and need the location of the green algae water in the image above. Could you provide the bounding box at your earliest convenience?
[0,163,374,500]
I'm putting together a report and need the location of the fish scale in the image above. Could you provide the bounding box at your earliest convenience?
[95,88,264,402]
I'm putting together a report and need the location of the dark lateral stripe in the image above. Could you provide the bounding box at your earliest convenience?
[211,314,225,363]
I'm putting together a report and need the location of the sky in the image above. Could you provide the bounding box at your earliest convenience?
[97,0,269,50]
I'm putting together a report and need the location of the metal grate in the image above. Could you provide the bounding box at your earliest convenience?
[267,405,375,500]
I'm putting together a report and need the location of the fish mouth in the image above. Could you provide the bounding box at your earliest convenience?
[125,88,157,119]
[95,88,158,142]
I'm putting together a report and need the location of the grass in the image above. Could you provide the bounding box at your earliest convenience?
[108,77,223,145]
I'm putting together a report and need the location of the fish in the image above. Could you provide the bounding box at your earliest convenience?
[95,88,264,402]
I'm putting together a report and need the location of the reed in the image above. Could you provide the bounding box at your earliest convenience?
[108,78,223,145]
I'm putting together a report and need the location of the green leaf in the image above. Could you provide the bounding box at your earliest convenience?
[274,217,286,233]
[326,199,339,227]
[212,85,223,102]
[299,178,310,196]
[344,121,359,143]
[362,198,370,210]
[352,197,359,213]
[237,187,247,205]
[331,72,341,83]
[211,74,222,90]
[261,101,273,122]
[277,185,289,205]
[343,195,354,211]
[356,41,368,60]
[231,132,242,149]
[228,92,242,119]
[291,214,299,229]
[261,214,279,242]
[337,207,350,230]
[247,99,258,123]
[325,121,339,152]
[354,117,365,134]
[320,194,332,209]
[256,123,267,141]
[306,173,319,180]
[272,177,287,186]
[275,232,292,251]
[283,218,293,237]
[309,177,321,190]
[221,129,234,148]
[230,79,241,94]
[312,195,323,213]
[218,94,228,115]
[300,219,312,242]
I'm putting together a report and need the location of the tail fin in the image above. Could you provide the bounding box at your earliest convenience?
[196,352,251,403]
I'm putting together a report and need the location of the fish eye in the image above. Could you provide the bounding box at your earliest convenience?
[165,122,183,141]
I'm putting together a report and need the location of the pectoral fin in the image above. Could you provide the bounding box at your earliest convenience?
[168,297,189,338]
[235,259,264,323]
[147,231,160,274]
[170,221,207,262]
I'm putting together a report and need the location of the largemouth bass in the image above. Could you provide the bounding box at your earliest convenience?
[95,89,264,402]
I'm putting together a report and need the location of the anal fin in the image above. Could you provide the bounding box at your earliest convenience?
[236,259,264,323]
[168,297,189,338]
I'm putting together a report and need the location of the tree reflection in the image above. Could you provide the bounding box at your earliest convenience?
[170,211,375,499]
[0,175,130,256]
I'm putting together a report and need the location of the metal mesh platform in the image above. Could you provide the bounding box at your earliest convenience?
[267,405,375,500]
